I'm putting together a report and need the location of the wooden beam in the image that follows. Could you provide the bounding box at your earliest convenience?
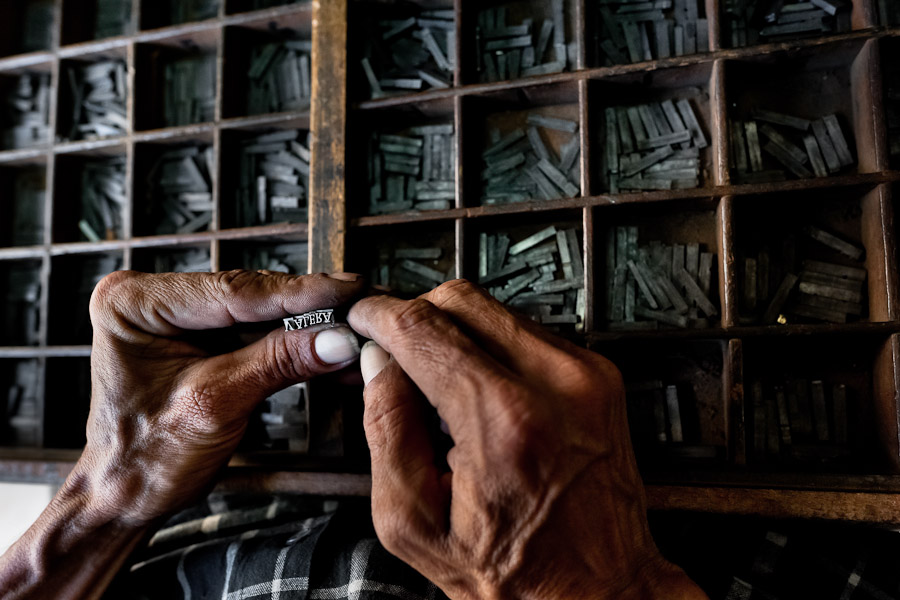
[309,0,348,273]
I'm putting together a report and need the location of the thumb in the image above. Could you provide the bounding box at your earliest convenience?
[196,323,361,417]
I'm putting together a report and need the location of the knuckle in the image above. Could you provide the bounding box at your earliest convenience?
[388,298,444,339]
[90,270,137,315]
[264,333,316,383]
[211,270,259,298]
[428,279,486,307]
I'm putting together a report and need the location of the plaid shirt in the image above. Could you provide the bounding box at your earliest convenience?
[109,494,900,599]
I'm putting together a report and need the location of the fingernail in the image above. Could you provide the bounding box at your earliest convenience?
[314,326,361,364]
[360,341,390,387]
[328,272,360,282]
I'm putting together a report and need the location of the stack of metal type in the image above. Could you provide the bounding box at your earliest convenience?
[368,124,455,214]
[595,0,709,65]
[371,246,452,295]
[481,114,580,204]
[258,382,309,453]
[154,248,211,273]
[626,380,719,460]
[740,226,866,325]
[361,9,455,98]
[95,0,133,39]
[4,264,41,346]
[750,378,849,464]
[236,130,309,226]
[477,1,570,82]
[730,110,854,184]
[479,226,586,331]
[238,242,308,274]
[66,60,128,140]
[164,52,216,126]
[3,73,51,150]
[3,360,41,447]
[723,0,850,48]
[21,0,54,53]
[146,145,215,234]
[606,226,718,330]
[169,0,219,24]
[602,98,706,192]
[77,158,126,243]
[10,169,45,247]
[247,39,312,115]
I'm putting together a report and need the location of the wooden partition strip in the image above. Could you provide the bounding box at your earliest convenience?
[706,0,721,52]
[710,59,729,186]
[578,78,592,197]
[716,196,736,328]
[853,39,888,174]
[873,334,900,472]
[309,0,348,274]
[861,185,896,322]
[455,218,464,280]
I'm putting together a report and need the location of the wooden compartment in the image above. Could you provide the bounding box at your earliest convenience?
[349,0,456,102]
[597,338,728,467]
[347,220,457,296]
[740,334,892,474]
[132,243,213,273]
[219,238,308,273]
[731,184,894,328]
[0,161,47,248]
[0,65,54,152]
[587,61,717,194]
[60,0,134,45]
[221,8,313,119]
[134,30,220,131]
[51,146,128,243]
[724,39,881,183]
[348,96,456,218]
[43,357,91,449]
[47,252,122,345]
[595,198,724,332]
[0,1,55,58]
[0,259,43,347]
[465,81,582,207]
[0,359,43,448]
[56,48,129,143]
[140,0,220,31]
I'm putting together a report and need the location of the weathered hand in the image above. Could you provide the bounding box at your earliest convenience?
[349,280,706,600]
[78,269,364,524]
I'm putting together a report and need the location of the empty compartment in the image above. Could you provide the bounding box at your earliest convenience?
[0,69,52,151]
[44,358,91,449]
[468,209,585,333]
[57,51,129,142]
[47,252,123,345]
[52,149,127,243]
[0,359,43,448]
[597,339,727,468]
[597,199,722,332]
[878,1,900,25]
[721,0,853,49]
[132,245,212,273]
[350,0,456,100]
[134,137,215,236]
[0,260,42,346]
[348,221,456,297]
[469,81,581,206]
[220,125,310,229]
[732,185,890,326]
[726,40,878,183]
[61,0,134,45]
[134,32,219,130]
[350,97,456,217]
[140,0,219,30]
[0,162,47,248]
[0,1,55,58]
[741,334,888,473]
[222,9,312,118]
[881,37,900,170]
[219,239,308,273]
[588,0,710,67]
[588,62,714,194]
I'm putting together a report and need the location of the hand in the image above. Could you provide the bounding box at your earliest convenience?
[0,270,364,600]
[349,280,706,600]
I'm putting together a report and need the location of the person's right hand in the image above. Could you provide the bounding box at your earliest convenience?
[348,280,707,600]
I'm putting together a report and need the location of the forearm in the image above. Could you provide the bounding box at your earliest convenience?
[0,469,149,600]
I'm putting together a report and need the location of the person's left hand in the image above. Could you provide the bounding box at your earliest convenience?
[81,269,364,525]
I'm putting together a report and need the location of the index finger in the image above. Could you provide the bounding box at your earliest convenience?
[90,270,364,337]
[347,294,516,427]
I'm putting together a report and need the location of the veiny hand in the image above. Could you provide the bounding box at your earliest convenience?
[349,280,707,600]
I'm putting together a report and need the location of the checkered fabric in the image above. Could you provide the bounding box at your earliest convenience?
[107,494,900,599]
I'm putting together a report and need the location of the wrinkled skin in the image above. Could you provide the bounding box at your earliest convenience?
[349,280,707,600]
